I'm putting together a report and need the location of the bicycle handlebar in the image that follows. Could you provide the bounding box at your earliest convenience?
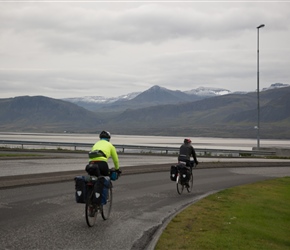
[109,168,122,180]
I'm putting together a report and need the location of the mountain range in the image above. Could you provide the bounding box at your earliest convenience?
[62,85,232,111]
[0,83,289,139]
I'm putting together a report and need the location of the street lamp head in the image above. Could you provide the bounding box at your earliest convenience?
[257,24,265,29]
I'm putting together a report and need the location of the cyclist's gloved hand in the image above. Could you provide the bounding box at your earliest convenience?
[117,169,122,175]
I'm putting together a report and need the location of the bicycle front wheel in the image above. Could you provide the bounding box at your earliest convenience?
[85,193,97,227]
[101,185,112,220]
[176,174,184,195]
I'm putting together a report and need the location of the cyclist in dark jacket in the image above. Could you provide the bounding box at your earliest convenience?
[178,138,199,167]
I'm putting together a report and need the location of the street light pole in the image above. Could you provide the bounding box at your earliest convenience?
[256,24,265,150]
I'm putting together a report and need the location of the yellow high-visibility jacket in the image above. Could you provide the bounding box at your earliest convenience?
[89,139,119,170]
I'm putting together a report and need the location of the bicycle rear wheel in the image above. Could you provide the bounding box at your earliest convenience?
[176,174,184,195]
[101,184,112,220]
[85,191,97,227]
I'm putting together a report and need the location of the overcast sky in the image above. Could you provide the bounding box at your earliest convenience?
[1,1,289,99]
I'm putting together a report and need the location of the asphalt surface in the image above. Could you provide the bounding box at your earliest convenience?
[1,166,290,250]
[1,151,290,250]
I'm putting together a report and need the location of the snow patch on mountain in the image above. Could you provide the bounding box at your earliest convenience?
[262,83,289,91]
[64,92,140,104]
[64,96,116,103]
[185,87,231,96]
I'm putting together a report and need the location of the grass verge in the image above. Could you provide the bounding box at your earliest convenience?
[155,177,290,250]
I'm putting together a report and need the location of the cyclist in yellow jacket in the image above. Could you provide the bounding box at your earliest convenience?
[86,130,120,176]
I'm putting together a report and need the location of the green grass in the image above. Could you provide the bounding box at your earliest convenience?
[156,177,290,250]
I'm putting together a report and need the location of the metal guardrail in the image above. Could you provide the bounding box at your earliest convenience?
[0,140,276,157]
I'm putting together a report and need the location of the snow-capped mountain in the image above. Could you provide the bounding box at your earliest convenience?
[184,87,231,96]
[63,86,230,105]
[262,83,289,91]
[62,83,287,112]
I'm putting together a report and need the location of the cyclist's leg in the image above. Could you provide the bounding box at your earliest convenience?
[96,161,110,210]
[184,161,190,186]
[186,166,193,192]
[186,166,191,187]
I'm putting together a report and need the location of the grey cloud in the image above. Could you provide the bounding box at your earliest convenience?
[3,2,284,51]
[0,2,290,98]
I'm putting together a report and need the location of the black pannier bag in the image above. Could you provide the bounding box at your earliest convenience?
[74,176,87,204]
[170,165,178,181]
[178,165,190,184]
[92,176,110,206]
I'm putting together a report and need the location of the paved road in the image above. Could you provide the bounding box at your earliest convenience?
[1,166,290,250]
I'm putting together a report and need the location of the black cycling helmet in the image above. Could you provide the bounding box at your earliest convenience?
[99,130,111,140]
[184,138,192,144]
